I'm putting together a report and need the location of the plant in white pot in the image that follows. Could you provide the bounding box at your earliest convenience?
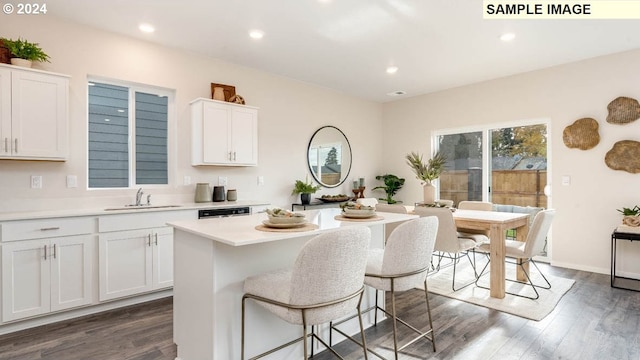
[405,150,447,205]
[2,37,50,68]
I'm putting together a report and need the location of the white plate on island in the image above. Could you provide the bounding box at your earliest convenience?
[262,220,308,229]
[341,212,377,219]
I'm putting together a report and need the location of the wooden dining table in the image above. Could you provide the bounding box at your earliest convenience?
[451,209,530,298]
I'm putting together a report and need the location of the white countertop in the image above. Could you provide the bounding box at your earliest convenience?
[0,200,270,221]
[167,208,418,247]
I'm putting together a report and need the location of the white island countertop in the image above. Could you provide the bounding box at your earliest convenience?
[167,208,418,246]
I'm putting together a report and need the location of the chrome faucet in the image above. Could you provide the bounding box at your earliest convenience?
[135,188,144,206]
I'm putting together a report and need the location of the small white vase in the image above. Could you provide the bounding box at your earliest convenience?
[10,58,32,68]
[423,183,436,205]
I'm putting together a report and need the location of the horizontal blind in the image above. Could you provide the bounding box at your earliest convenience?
[88,83,129,188]
[135,92,168,185]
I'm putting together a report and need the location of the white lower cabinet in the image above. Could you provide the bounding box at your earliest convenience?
[98,227,173,301]
[1,235,93,322]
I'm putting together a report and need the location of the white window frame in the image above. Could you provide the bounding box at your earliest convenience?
[433,117,552,207]
[87,76,176,190]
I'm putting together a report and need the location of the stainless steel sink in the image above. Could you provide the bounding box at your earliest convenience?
[104,205,183,211]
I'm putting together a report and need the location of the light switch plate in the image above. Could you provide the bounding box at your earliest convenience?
[258,176,264,185]
[218,176,228,186]
[31,175,42,189]
[562,175,571,186]
[66,175,78,188]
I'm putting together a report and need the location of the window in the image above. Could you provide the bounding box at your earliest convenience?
[88,80,172,188]
[436,120,549,208]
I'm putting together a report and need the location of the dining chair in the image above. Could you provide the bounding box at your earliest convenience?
[375,203,409,242]
[475,209,556,300]
[241,226,371,360]
[414,206,486,291]
[331,217,439,359]
[457,201,493,211]
[457,201,493,238]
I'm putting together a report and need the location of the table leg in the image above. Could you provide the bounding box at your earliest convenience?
[489,224,506,298]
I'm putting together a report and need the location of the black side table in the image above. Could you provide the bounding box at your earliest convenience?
[291,201,346,211]
[611,230,640,291]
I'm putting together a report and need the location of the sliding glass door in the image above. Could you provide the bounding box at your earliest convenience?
[436,121,548,208]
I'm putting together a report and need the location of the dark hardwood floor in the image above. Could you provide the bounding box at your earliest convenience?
[1,264,639,360]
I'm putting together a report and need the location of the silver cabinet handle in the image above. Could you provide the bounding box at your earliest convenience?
[147,234,152,247]
[233,151,237,161]
[43,245,47,260]
[4,138,7,153]
[228,151,232,161]
[14,138,17,153]
[154,233,158,246]
[40,227,60,231]
[52,244,57,259]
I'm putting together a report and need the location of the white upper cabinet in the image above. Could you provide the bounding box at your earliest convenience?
[191,98,258,166]
[0,64,69,160]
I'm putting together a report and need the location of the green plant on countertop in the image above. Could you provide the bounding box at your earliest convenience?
[1,37,50,62]
[617,205,640,216]
[291,178,322,195]
[373,174,405,204]
[405,150,447,185]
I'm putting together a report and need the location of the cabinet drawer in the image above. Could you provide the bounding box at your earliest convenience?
[98,210,197,233]
[0,217,96,242]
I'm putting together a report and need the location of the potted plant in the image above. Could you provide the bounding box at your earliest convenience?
[292,178,321,205]
[618,205,640,227]
[405,150,447,205]
[1,37,50,68]
[373,174,405,204]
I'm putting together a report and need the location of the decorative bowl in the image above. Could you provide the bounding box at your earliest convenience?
[266,208,306,224]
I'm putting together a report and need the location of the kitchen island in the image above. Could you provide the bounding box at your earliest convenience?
[167,208,418,360]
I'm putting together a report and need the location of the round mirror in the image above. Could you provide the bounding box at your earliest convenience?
[307,126,352,188]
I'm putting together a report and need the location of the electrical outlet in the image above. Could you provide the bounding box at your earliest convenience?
[31,175,42,189]
[258,176,264,185]
[66,175,78,188]
[183,176,191,186]
[218,176,228,186]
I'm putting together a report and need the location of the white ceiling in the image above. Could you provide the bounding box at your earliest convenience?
[52,0,640,102]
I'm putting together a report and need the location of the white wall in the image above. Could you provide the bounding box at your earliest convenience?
[3,14,639,276]
[0,15,382,212]
[382,48,640,275]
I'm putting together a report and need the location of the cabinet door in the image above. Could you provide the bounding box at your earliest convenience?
[202,101,231,164]
[50,235,94,312]
[10,70,68,159]
[1,239,50,322]
[99,229,153,301]
[0,67,10,157]
[152,227,173,289]
[231,106,257,165]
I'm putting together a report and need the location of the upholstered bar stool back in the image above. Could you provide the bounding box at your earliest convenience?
[362,217,439,358]
[374,203,409,242]
[242,226,371,359]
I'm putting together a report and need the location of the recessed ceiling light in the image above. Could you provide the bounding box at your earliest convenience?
[500,33,515,42]
[386,66,399,74]
[139,23,155,33]
[387,90,406,96]
[249,30,264,39]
